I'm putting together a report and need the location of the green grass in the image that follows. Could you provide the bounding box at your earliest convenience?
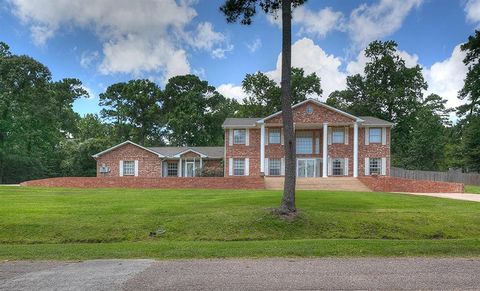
[0,186,479,259]
[466,185,480,193]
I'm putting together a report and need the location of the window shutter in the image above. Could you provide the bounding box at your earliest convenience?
[265,158,269,175]
[365,128,370,145]
[281,129,284,145]
[245,158,250,176]
[381,157,387,175]
[178,160,182,177]
[281,158,285,175]
[228,158,233,176]
[344,158,349,176]
[134,160,139,177]
[344,127,349,145]
[328,157,333,176]
[245,129,250,146]
[229,129,233,146]
[382,128,387,145]
[119,160,124,177]
[265,128,269,146]
[327,127,332,145]
[365,158,370,175]
[315,138,320,154]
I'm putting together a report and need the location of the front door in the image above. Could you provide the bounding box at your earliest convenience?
[185,162,195,177]
[297,159,315,177]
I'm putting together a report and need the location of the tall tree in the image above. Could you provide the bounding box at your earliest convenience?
[238,68,322,117]
[221,0,306,215]
[99,80,163,145]
[458,30,480,117]
[163,74,236,146]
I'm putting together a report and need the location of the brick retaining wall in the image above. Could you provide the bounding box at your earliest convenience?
[359,176,464,193]
[21,177,265,190]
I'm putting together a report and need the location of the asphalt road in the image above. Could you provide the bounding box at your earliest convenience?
[1,258,480,290]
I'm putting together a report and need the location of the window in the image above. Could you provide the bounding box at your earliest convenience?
[332,128,345,144]
[369,128,382,143]
[306,105,314,114]
[233,129,246,144]
[268,128,281,144]
[233,158,245,176]
[296,132,313,154]
[332,158,344,176]
[369,158,381,175]
[167,162,178,177]
[269,159,281,176]
[123,160,135,176]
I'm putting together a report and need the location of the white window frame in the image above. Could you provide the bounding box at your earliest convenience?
[331,158,344,176]
[268,128,281,144]
[167,162,178,177]
[332,128,345,144]
[233,158,245,176]
[369,128,382,143]
[233,129,246,145]
[123,160,135,176]
[296,131,313,154]
[269,158,281,176]
[369,158,382,175]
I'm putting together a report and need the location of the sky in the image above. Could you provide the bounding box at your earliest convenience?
[0,0,479,117]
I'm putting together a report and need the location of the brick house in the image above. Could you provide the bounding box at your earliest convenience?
[94,99,392,179]
[223,99,392,178]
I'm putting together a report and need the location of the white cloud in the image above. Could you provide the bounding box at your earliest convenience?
[217,83,247,102]
[266,38,347,99]
[424,45,467,109]
[348,0,423,48]
[246,38,262,53]
[8,0,228,80]
[465,0,480,23]
[80,50,100,68]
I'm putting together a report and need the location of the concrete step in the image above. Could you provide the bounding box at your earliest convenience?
[264,177,371,192]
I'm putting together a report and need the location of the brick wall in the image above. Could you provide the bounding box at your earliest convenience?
[96,143,162,177]
[225,128,261,176]
[266,102,355,124]
[359,176,464,193]
[21,176,265,189]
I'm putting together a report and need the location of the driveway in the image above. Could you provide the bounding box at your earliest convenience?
[395,192,480,202]
[1,258,480,290]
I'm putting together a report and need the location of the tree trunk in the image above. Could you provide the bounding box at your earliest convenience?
[279,0,296,214]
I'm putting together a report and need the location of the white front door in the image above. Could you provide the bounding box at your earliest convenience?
[185,162,195,177]
[297,159,315,177]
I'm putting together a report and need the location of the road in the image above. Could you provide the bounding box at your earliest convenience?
[1,258,479,290]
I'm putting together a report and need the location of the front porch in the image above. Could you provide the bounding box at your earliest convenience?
[264,176,372,192]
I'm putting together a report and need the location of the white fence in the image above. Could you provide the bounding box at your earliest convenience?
[391,167,480,186]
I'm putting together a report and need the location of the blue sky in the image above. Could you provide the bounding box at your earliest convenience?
[1,0,479,116]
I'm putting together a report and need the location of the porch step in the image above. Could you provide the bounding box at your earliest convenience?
[264,177,371,192]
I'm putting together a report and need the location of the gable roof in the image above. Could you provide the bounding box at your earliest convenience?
[359,116,394,127]
[222,118,261,128]
[146,146,224,159]
[259,99,364,123]
[92,141,165,159]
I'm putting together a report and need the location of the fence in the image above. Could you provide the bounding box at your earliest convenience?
[391,167,480,186]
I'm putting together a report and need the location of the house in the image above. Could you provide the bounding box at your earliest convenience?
[94,99,392,178]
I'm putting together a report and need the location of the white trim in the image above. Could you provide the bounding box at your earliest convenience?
[265,158,269,176]
[173,149,207,158]
[365,157,370,176]
[382,127,387,145]
[322,122,328,177]
[344,158,349,176]
[92,140,164,158]
[381,157,387,175]
[228,158,233,176]
[257,99,364,123]
[328,157,333,176]
[228,129,233,146]
[327,127,332,145]
[119,160,124,177]
[353,122,359,178]
[260,123,265,173]
[281,158,285,175]
[178,158,182,177]
[245,128,250,146]
[281,128,284,145]
[134,160,139,177]
[344,127,349,145]
[245,158,250,176]
[365,128,370,145]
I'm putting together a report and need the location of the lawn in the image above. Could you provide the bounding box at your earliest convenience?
[0,186,479,260]
[466,185,480,193]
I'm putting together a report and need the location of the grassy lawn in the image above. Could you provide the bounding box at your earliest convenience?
[466,185,480,193]
[0,186,479,260]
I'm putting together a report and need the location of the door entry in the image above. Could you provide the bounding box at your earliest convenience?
[297,159,316,177]
[185,162,195,177]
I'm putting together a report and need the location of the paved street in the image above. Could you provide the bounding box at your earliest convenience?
[1,258,480,290]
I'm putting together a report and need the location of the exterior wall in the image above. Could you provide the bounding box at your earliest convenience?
[359,176,464,193]
[225,128,261,176]
[266,102,356,124]
[21,177,265,189]
[358,127,391,176]
[96,143,162,177]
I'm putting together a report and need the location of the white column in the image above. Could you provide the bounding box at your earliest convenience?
[322,122,328,178]
[353,122,359,178]
[260,122,265,173]
[178,158,182,177]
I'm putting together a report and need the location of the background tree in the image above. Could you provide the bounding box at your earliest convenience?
[163,74,236,146]
[221,0,306,215]
[238,68,322,117]
[458,30,480,117]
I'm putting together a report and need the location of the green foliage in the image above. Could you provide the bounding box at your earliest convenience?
[462,116,480,172]
[163,74,236,146]
[237,68,322,117]
[458,30,480,117]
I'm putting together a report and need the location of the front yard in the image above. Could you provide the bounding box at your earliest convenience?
[466,185,480,193]
[0,186,479,259]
